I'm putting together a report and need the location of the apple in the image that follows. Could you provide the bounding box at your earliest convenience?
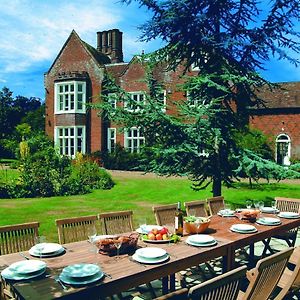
[152,228,159,235]
[156,233,162,240]
[148,233,156,240]
[162,234,169,240]
[160,227,168,235]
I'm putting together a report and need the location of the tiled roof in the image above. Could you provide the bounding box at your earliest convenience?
[82,41,111,65]
[258,82,300,109]
[105,63,129,84]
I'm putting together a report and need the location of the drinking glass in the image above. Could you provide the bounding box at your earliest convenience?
[194,218,202,235]
[246,200,252,209]
[35,236,46,259]
[113,238,123,259]
[87,225,97,244]
[271,200,277,210]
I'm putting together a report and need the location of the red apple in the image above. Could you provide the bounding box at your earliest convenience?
[160,227,168,235]
[152,228,158,235]
[162,234,169,240]
[156,233,162,240]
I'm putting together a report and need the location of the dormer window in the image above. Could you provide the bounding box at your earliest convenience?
[55,81,86,114]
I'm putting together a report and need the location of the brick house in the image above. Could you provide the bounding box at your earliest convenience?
[44,29,300,165]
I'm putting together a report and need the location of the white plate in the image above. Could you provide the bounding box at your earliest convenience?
[231,224,256,232]
[136,225,163,234]
[1,266,46,280]
[278,212,300,219]
[230,227,257,234]
[61,264,100,278]
[187,235,215,244]
[256,217,281,226]
[135,247,167,259]
[59,271,104,286]
[218,209,235,217]
[31,243,63,255]
[132,253,170,264]
[261,207,279,214]
[8,260,47,275]
[186,239,217,247]
[142,237,171,244]
[29,246,65,258]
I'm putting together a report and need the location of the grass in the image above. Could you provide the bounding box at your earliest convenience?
[0,170,299,242]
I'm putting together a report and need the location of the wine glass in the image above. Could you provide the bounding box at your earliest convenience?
[35,236,46,259]
[246,200,252,209]
[194,218,202,235]
[87,225,97,243]
[113,238,123,259]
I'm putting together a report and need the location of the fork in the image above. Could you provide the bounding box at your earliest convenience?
[19,252,30,260]
[55,276,68,290]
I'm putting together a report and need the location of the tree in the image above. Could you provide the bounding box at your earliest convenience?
[97,0,300,196]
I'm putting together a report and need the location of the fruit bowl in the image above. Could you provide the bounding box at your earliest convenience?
[95,233,138,256]
[184,216,210,234]
[237,209,260,223]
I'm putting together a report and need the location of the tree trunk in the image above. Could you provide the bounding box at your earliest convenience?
[212,177,222,196]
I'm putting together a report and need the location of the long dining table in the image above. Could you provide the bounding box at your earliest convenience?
[1,213,300,300]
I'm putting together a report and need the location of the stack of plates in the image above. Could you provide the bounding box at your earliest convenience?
[132,247,169,264]
[59,264,104,286]
[1,260,47,280]
[261,207,279,214]
[29,243,65,257]
[186,235,217,247]
[218,209,235,217]
[136,225,163,234]
[278,212,300,219]
[230,224,257,233]
[256,217,281,226]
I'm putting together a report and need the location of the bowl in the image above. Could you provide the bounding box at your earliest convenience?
[184,219,210,234]
[238,209,260,222]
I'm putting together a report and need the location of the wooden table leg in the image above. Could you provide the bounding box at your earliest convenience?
[169,274,175,292]
[162,276,168,294]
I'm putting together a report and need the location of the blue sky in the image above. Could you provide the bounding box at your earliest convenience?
[0,0,299,100]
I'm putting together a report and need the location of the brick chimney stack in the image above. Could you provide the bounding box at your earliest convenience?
[97,29,123,63]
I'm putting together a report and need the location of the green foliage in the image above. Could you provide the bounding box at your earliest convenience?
[93,144,146,171]
[1,138,114,198]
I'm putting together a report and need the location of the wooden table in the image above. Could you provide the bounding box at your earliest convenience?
[1,214,300,299]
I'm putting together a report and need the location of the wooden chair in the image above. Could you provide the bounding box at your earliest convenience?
[184,200,208,217]
[188,265,247,299]
[238,247,294,300]
[0,222,39,300]
[98,210,134,235]
[0,222,39,255]
[55,215,98,244]
[152,204,177,226]
[153,288,189,300]
[273,247,300,300]
[206,196,224,216]
[262,197,300,257]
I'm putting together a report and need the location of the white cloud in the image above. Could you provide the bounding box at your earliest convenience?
[0,0,123,74]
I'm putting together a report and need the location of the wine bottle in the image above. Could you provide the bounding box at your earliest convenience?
[175,202,184,236]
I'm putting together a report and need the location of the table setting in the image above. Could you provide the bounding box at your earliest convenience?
[29,242,65,258]
[230,224,258,234]
[185,234,217,247]
[256,217,281,226]
[131,247,170,264]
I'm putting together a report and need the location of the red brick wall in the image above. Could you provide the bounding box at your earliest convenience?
[45,32,105,153]
[249,112,300,160]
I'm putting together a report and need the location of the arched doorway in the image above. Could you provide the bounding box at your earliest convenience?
[276,134,291,166]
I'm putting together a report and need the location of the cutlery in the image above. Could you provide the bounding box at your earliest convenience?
[55,276,68,290]
[103,272,112,279]
[19,252,30,260]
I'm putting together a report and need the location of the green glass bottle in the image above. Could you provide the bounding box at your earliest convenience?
[175,202,184,236]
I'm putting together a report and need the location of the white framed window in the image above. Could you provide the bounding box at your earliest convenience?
[107,128,116,152]
[124,127,145,153]
[55,81,86,114]
[125,92,145,112]
[55,126,86,157]
[107,93,117,109]
[276,134,291,166]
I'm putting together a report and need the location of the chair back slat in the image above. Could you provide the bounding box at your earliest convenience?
[206,196,224,216]
[189,265,247,300]
[152,204,177,226]
[98,210,133,235]
[184,200,208,217]
[55,215,98,244]
[243,247,294,300]
[275,197,300,213]
[0,222,39,255]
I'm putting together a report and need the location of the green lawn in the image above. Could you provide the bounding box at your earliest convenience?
[0,171,299,242]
